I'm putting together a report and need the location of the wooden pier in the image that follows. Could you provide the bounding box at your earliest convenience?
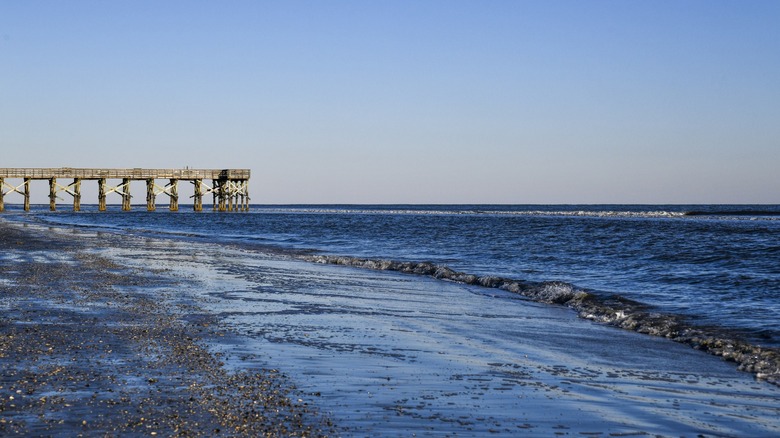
[0,168,250,212]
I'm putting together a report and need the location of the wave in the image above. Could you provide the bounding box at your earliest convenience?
[684,210,780,217]
[259,207,780,220]
[302,254,780,386]
[258,207,688,218]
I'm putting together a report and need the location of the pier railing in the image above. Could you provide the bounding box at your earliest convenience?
[0,168,250,180]
[0,168,250,212]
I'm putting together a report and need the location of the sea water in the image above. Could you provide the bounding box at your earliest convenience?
[19,204,780,348]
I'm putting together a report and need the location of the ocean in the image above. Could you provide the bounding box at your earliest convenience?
[4,204,780,435]
[17,204,780,348]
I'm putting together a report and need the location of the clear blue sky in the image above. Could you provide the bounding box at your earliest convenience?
[2,1,778,204]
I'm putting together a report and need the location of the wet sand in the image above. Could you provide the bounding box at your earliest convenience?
[0,222,333,436]
[3,220,780,436]
[92,228,780,436]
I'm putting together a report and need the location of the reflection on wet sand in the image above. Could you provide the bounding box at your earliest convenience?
[103,235,780,436]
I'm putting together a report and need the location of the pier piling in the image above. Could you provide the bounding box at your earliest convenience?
[193,179,203,212]
[169,179,178,212]
[73,178,82,212]
[24,178,30,212]
[121,178,132,211]
[49,178,57,211]
[146,178,156,211]
[98,178,107,212]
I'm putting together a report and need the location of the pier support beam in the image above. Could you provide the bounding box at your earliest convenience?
[72,178,81,212]
[98,178,107,212]
[49,178,57,211]
[45,177,84,212]
[193,179,203,212]
[1,179,33,212]
[234,182,240,212]
[145,179,180,212]
[146,178,156,211]
[24,178,30,212]
[169,179,178,211]
[244,180,250,211]
[227,182,234,212]
[233,181,238,212]
[218,180,227,212]
[205,179,250,212]
[242,180,247,212]
[212,181,218,211]
[121,178,131,211]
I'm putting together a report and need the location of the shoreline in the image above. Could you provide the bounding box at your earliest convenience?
[303,254,780,386]
[0,222,334,436]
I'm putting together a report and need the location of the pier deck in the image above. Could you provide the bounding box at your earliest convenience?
[0,168,250,212]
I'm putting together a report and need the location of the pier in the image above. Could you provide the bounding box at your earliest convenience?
[0,168,250,212]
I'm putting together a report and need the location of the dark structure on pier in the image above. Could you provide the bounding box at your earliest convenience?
[0,168,250,212]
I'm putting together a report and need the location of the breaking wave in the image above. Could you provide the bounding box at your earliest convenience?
[684,210,780,217]
[302,254,780,386]
[258,206,780,220]
[258,207,688,218]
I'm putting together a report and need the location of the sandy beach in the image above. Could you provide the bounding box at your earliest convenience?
[3,219,780,436]
[0,222,333,436]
